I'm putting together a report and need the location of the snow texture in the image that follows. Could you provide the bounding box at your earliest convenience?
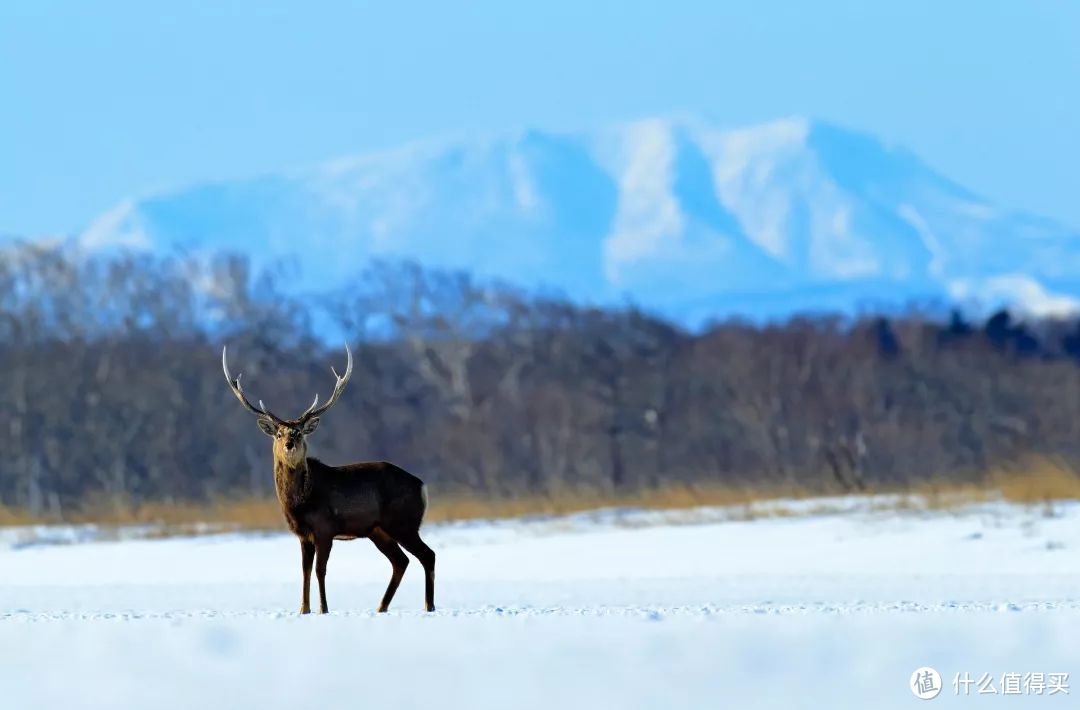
[3,499,1080,709]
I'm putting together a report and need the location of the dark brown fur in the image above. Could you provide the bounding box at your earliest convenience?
[223,345,435,614]
[273,449,435,614]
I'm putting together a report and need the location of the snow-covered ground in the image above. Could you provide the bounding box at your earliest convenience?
[3,499,1080,709]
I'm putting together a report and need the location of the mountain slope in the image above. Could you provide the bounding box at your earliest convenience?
[77,117,1080,320]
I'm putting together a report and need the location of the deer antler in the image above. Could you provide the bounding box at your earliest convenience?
[222,346,287,425]
[298,343,353,422]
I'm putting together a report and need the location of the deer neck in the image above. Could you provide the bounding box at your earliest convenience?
[273,456,313,511]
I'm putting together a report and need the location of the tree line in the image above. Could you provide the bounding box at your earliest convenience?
[2,241,1080,515]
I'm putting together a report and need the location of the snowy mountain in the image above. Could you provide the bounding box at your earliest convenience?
[76,117,1080,321]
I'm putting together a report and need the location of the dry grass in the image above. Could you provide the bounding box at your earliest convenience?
[435,460,1080,522]
[989,457,1080,505]
[5,459,1080,535]
[66,496,285,533]
[0,483,819,534]
[423,483,816,524]
[0,504,41,527]
[885,457,1080,514]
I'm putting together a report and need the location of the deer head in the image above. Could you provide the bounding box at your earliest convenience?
[222,344,353,467]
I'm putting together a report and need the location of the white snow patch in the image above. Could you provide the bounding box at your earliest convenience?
[508,150,540,213]
[603,119,684,282]
[704,119,809,262]
[898,203,947,277]
[949,274,1080,317]
[78,199,150,249]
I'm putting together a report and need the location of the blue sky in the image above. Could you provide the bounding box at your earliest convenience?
[2,1,1078,235]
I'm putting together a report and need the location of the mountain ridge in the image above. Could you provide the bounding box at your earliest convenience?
[73,116,1080,321]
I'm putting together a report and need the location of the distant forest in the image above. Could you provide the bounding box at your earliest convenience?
[3,241,1080,516]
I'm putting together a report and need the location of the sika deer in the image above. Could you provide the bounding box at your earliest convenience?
[222,344,435,614]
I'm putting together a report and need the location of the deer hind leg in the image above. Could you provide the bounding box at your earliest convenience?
[314,537,334,614]
[300,540,315,614]
[396,532,436,612]
[370,527,409,612]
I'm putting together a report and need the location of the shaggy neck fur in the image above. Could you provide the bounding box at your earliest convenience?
[274,457,313,512]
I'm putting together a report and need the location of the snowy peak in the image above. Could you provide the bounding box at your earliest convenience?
[75,117,1080,320]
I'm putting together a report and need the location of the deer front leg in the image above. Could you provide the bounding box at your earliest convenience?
[300,540,315,614]
[315,536,333,614]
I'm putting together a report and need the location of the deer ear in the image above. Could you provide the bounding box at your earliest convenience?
[257,418,276,437]
[301,417,320,435]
